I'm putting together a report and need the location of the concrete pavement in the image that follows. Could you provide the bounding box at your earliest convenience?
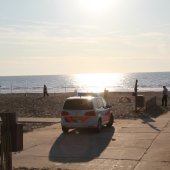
[13,112,170,170]
[0,117,60,123]
[18,117,60,123]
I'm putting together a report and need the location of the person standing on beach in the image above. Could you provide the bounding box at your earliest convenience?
[134,79,138,96]
[43,84,49,97]
[162,86,168,107]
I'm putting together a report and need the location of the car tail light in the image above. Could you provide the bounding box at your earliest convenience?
[81,117,88,123]
[85,111,96,116]
[61,111,69,116]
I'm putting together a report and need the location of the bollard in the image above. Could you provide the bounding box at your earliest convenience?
[0,113,23,170]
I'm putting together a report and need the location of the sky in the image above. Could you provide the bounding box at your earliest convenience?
[0,0,170,76]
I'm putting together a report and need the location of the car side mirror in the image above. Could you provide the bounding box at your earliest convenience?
[106,105,112,108]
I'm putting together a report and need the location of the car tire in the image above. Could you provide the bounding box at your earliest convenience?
[107,114,114,127]
[96,119,102,133]
[62,126,69,133]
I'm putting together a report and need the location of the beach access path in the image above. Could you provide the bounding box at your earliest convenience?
[13,112,170,170]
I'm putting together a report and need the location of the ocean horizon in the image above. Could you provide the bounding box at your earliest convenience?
[0,72,170,94]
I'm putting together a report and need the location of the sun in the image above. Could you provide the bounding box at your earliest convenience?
[78,0,113,15]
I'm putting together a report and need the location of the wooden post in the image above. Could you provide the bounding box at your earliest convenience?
[0,113,12,170]
[0,113,23,170]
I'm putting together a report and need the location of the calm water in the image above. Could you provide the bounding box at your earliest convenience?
[0,72,170,93]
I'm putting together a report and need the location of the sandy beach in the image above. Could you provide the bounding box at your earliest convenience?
[0,91,169,119]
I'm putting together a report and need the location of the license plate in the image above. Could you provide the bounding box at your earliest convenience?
[73,117,81,122]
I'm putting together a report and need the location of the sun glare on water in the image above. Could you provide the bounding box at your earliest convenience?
[74,73,123,93]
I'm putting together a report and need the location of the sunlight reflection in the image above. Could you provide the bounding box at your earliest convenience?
[74,73,123,93]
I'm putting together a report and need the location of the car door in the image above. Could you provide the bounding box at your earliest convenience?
[96,98,106,124]
[102,98,110,123]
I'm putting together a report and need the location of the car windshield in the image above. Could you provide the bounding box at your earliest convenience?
[63,99,93,110]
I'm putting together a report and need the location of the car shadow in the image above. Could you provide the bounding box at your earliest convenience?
[49,126,115,163]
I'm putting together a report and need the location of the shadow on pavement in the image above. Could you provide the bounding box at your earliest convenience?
[139,105,170,132]
[49,126,115,163]
[145,105,169,118]
[140,115,161,132]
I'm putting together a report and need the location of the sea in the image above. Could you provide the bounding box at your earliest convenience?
[0,72,170,94]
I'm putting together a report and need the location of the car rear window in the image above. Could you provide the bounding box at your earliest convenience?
[63,99,93,110]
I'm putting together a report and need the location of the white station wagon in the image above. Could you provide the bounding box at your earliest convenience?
[61,96,114,133]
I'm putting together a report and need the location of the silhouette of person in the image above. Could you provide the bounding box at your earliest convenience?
[162,86,168,107]
[43,84,49,97]
[104,88,108,99]
[134,79,138,96]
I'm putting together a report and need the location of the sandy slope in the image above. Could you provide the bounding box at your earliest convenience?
[0,91,168,118]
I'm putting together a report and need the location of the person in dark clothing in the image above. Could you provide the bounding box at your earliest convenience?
[134,79,138,96]
[162,86,168,106]
[43,84,49,97]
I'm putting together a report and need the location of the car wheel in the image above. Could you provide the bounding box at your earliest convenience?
[96,119,102,133]
[62,126,69,133]
[107,114,114,127]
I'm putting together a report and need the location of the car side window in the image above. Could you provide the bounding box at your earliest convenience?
[102,98,107,108]
[93,99,98,109]
[96,98,104,108]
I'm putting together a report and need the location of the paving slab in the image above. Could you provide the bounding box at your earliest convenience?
[14,155,138,170]
[117,127,159,133]
[163,127,170,132]
[162,121,170,132]
[142,121,170,162]
[52,159,138,170]
[23,124,59,149]
[114,132,157,140]
[98,147,145,160]
[108,138,152,149]
[13,154,54,169]
[135,161,170,170]
[142,149,170,162]
[142,133,170,162]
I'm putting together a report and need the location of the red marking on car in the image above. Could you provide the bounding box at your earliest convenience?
[81,116,89,123]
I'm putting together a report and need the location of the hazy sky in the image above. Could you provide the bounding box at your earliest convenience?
[0,0,170,76]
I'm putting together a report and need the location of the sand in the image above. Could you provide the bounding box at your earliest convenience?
[0,91,169,119]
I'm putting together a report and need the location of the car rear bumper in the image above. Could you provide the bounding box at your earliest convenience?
[61,116,98,128]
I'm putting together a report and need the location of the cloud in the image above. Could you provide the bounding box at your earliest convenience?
[1,20,169,47]
[1,20,170,63]
[0,21,101,47]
